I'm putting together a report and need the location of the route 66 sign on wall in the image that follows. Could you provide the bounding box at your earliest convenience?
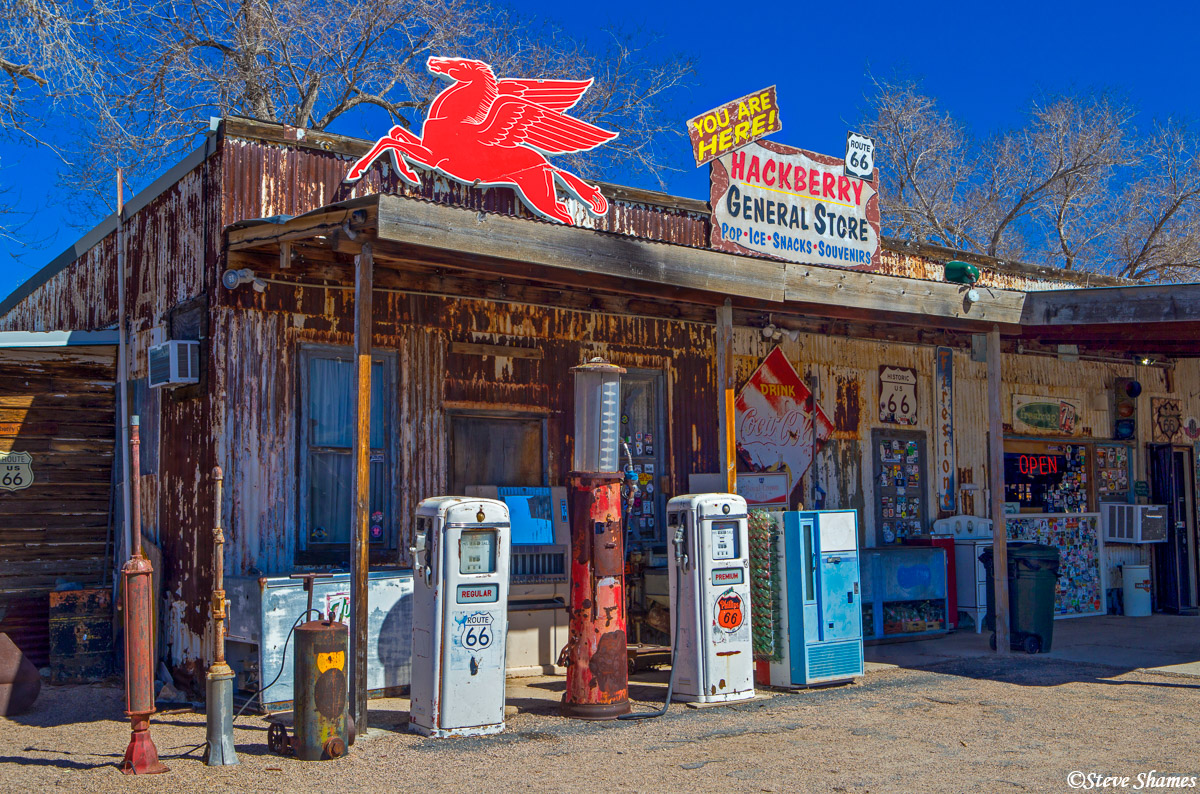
[0,451,34,491]
[879,366,917,426]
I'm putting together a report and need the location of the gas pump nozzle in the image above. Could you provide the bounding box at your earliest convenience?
[673,523,687,569]
[621,442,640,510]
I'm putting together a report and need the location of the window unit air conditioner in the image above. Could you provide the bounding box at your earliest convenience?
[1102,503,1168,544]
[148,340,201,388]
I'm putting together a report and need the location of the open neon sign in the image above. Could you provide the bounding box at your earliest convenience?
[1016,454,1064,476]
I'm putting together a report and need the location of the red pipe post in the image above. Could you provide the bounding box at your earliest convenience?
[119,417,168,775]
[562,476,629,719]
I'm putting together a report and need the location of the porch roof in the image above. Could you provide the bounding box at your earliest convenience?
[225,192,1200,357]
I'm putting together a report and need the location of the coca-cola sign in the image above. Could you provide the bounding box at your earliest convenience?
[735,347,832,498]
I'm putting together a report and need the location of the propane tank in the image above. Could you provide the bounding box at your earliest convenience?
[293,618,350,760]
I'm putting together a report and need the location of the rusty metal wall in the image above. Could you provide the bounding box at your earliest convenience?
[0,147,223,685]
[212,280,717,578]
[220,135,711,248]
[731,327,1200,547]
[876,248,1083,292]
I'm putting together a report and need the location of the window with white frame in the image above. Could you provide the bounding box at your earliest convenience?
[299,346,396,556]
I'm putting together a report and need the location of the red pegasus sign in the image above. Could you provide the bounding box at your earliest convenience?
[346,56,618,226]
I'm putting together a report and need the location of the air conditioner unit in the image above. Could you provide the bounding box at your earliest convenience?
[1103,503,1168,544]
[147,340,201,388]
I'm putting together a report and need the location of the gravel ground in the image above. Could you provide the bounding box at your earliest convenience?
[3,657,1198,793]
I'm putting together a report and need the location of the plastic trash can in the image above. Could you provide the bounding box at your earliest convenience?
[980,543,1060,654]
[1121,564,1152,617]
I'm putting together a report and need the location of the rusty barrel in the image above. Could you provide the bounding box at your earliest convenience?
[293,619,350,761]
[562,476,630,719]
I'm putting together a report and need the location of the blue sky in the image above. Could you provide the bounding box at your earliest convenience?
[1,0,1197,303]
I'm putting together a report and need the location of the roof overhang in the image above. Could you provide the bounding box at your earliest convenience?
[0,330,119,348]
[1020,285,1200,355]
[226,192,1031,334]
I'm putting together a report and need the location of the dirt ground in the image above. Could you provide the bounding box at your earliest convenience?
[3,655,1199,794]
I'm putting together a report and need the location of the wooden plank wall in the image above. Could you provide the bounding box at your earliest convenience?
[0,345,116,595]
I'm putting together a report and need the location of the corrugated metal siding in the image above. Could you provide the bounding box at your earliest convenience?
[730,328,1199,547]
[0,238,117,332]
[222,135,715,251]
[212,285,716,578]
[876,248,1082,292]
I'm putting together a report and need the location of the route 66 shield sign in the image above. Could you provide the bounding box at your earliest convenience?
[715,590,745,631]
[0,451,34,491]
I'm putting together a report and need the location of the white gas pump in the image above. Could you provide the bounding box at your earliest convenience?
[410,497,511,738]
[666,493,754,704]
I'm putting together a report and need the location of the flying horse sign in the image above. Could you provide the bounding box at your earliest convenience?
[346,56,618,226]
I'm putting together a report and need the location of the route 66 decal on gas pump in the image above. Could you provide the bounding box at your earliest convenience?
[712,588,747,643]
[451,610,499,672]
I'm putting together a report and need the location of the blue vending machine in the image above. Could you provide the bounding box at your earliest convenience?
[765,510,864,688]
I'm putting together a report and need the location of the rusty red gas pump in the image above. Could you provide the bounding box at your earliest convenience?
[562,359,630,719]
[119,416,168,775]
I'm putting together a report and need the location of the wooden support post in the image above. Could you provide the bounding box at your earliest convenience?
[716,300,736,494]
[350,242,373,730]
[987,326,1010,654]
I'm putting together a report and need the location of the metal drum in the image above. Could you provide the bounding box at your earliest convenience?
[293,619,350,761]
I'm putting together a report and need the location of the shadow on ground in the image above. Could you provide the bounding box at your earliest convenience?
[867,614,1200,688]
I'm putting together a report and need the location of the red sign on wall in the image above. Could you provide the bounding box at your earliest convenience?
[735,347,833,497]
[346,56,618,226]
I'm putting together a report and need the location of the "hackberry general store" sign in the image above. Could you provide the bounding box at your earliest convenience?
[710,140,880,270]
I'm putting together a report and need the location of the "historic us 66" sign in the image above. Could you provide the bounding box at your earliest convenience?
[711,139,880,270]
[0,450,34,492]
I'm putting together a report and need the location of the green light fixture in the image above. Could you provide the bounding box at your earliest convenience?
[944,260,980,285]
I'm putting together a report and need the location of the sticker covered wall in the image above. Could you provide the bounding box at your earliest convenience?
[710,140,880,269]
[1006,513,1104,618]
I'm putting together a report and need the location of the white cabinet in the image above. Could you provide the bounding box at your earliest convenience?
[954,540,993,633]
[933,515,995,634]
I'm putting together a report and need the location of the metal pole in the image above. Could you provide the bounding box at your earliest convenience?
[204,466,238,765]
[349,242,373,735]
[119,417,168,774]
[116,170,131,566]
[716,300,736,494]
[987,327,1011,654]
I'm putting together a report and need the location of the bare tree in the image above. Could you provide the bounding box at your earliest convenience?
[977,94,1134,260]
[1,0,114,141]
[1,0,117,250]
[861,75,987,253]
[1113,122,1200,282]
[861,76,1200,282]
[58,0,692,215]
